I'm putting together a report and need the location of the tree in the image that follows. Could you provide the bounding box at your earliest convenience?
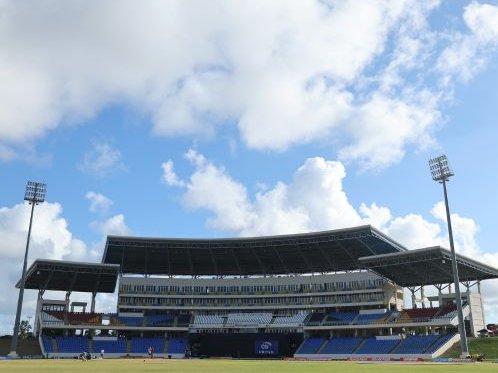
[19,319,32,339]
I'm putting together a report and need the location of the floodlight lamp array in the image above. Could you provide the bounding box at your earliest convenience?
[429,154,454,182]
[24,181,47,204]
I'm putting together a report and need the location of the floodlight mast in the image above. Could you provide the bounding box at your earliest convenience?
[9,181,47,357]
[429,155,469,357]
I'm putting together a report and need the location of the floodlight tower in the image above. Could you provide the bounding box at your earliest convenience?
[428,155,469,357]
[9,181,47,357]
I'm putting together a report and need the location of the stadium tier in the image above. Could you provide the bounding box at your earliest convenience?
[18,226,498,359]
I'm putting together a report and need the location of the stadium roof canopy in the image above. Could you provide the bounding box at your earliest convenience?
[102,225,407,276]
[359,246,498,287]
[17,259,120,293]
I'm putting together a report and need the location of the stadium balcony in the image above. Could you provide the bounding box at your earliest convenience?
[40,311,65,325]
[145,314,175,326]
[226,313,273,326]
[305,312,326,326]
[67,312,103,325]
[192,314,224,326]
[354,311,391,325]
[55,336,89,353]
[433,304,458,319]
[322,312,358,326]
[131,337,165,354]
[176,314,193,326]
[405,308,440,322]
[110,316,144,327]
[319,337,362,354]
[272,313,308,325]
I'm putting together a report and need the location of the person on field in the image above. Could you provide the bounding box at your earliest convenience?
[148,346,154,358]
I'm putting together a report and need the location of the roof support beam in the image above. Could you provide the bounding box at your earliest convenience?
[230,248,242,275]
[209,248,219,277]
[272,246,290,274]
[187,248,194,277]
[251,247,266,275]
[314,242,335,271]
[297,244,314,274]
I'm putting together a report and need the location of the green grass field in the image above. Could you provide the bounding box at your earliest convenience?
[1,359,497,373]
[444,338,498,359]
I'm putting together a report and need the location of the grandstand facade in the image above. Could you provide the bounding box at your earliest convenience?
[21,226,498,359]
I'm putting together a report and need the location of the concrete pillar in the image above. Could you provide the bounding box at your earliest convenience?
[420,287,426,308]
[91,292,96,313]
[34,290,44,337]
[410,288,417,309]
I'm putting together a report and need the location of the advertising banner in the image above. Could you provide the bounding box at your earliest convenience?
[255,340,279,355]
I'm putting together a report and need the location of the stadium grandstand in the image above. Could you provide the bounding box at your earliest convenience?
[19,225,498,359]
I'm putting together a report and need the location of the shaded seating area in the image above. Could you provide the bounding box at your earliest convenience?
[323,312,357,325]
[354,311,390,325]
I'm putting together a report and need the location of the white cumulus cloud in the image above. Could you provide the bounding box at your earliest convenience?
[1,1,497,168]
[163,150,498,321]
[79,142,125,177]
[85,191,113,214]
[0,202,99,335]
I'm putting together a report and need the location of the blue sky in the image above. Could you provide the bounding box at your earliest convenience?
[1,0,498,333]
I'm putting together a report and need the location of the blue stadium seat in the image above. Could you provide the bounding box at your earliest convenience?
[131,337,165,354]
[394,335,439,354]
[55,336,88,353]
[92,338,127,354]
[425,334,455,353]
[167,337,187,354]
[296,337,325,354]
[354,337,400,354]
[320,337,362,354]
[42,335,54,353]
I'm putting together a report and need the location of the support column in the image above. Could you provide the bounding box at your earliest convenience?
[409,287,417,308]
[420,286,426,308]
[91,292,96,313]
[34,290,44,337]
